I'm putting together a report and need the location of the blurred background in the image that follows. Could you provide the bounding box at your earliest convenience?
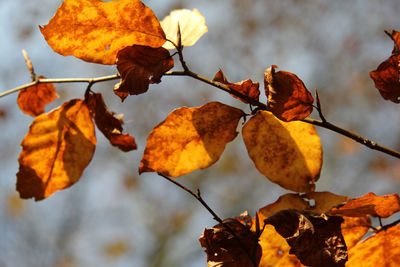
[1,0,400,266]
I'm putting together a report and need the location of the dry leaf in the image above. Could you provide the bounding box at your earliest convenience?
[87,93,136,152]
[213,69,260,104]
[370,54,400,103]
[16,99,96,201]
[242,111,322,192]
[341,216,371,249]
[139,102,244,177]
[40,0,166,65]
[161,8,208,50]
[328,192,400,218]
[265,210,347,267]
[264,65,314,121]
[114,45,174,101]
[347,225,400,266]
[199,218,261,267]
[17,76,58,116]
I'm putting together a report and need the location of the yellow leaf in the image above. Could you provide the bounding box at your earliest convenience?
[341,216,371,249]
[161,8,208,49]
[40,0,166,65]
[347,225,400,266]
[139,102,244,177]
[303,191,349,213]
[242,111,322,192]
[16,99,96,201]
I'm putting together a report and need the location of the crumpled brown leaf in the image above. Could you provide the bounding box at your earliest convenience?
[86,93,137,152]
[213,69,260,104]
[114,45,174,101]
[265,209,347,267]
[199,218,262,267]
[370,30,400,103]
[17,76,58,116]
[264,65,314,121]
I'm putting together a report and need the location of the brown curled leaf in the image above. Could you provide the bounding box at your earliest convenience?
[213,69,260,104]
[370,54,400,103]
[17,76,58,116]
[16,99,96,201]
[40,0,166,65]
[264,65,314,121]
[114,45,174,101]
[87,93,136,152]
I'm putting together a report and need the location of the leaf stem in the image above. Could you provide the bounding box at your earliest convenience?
[0,74,120,98]
[157,173,258,267]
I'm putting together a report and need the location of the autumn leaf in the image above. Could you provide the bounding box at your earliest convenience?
[87,93,136,152]
[213,69,260,104]
[341,216,371,249]
[347,225,400,266]
[40,0,166,65]
[199,218,261,267]
[264,65,314,121]
[114,45,174,101]
[139,102,244,177]
[17,76,58,116]
[328,192,400,218]
[16,99,96,201]
[161,8,208,50]
[242,111,322,192]
[265,209,348,267]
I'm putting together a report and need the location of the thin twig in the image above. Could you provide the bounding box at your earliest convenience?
[157,173,258,267]
[0,74,120,98]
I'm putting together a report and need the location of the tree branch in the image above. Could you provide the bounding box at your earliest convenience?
[157,173,258,267]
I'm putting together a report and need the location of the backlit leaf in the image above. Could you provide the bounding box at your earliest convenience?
[87,93,136,152]
[347,225,400,266]
[328,192,400,218]
[139,102,244,177]
[303,191,349,213]
[16,99,96,201]
[265,210,347,267]
[161,8,208,50]
[341,216,371,249]
[199,218,261,267]
[264,65,314,122]
[213,69,260,104]
[114,45,174,101]
[242,111,322,192]
[40,0,166,65]
[17,76,58,116]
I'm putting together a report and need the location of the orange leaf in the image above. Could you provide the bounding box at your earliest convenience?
[39,0,166,65]
[114,45,174,101]
[347,225,400,266]
[303,191,349,214]
[87,93,136,152]
[341,216,371,249]
[264,65,314,121]
[16,99,96,201]
[199,218,261,267]
[213,69,260,104]
[161,8,208,50]
[242,111,322,192]
[328,192,400,218]
[17,76,58,116]
[139,102,244,177]
[370,54,400,103]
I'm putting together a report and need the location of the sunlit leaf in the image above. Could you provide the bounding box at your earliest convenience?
[264,65,314,122]
[114,45,174,101]
[303,191,349,213]
[242,111,322,192]
[341,216,371,249]
[17,76,58,116]
[213,69,260,104]
[139,102,244,177]
[40,0,166,65]
[265,210,347,267]
[347,225,400,266]
[161,8,208,50]
[199,218,261,267]
[16,99,96,201]
[87,93,136,152]
[328,192,400,218]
